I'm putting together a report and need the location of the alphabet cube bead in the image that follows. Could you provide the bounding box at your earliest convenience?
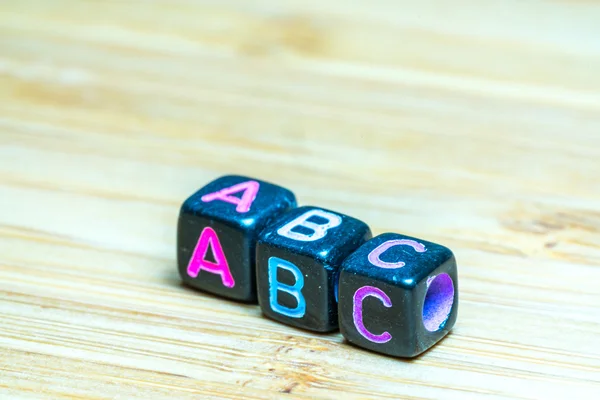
[256,206,372,332]
[338,233,458,358]
[177,175,296,302]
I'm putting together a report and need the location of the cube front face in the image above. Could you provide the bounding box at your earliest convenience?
[256,206,372,332]
[339,233,458,358]
[178,214,252,300]
[177,175,296,302]
[256,247,333,331]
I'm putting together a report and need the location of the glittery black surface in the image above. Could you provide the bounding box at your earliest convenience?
[256,206,372,332]
[338,233,459,358]
[177,175,296,302]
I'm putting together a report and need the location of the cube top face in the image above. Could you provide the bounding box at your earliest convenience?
[258,206,372,266]
[256,206,372,332]
[177,175,296,302]
[181,175,297,234]
[339,233,458,358]
[342,233,454,289]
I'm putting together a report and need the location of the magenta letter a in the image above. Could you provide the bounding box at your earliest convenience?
[187,227,235,288]
[200,181,260,213]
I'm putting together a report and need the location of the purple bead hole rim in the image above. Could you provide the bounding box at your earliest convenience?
[422,273,455,332]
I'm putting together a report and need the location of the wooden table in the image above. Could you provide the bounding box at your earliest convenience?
[1,1,599,399]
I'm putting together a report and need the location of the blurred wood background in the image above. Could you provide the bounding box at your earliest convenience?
[1,1,599,399]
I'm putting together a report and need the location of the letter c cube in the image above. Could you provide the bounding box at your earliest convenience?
[338,233,459,357]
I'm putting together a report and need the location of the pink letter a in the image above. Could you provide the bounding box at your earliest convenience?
[200,181,260,213]
[187,227,235,288]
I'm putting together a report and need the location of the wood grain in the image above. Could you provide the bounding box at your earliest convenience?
[1,1,599,398]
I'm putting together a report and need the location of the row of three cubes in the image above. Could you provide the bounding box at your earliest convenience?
[178,176,458,358]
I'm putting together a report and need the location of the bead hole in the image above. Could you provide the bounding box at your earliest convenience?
[422,273,455,332]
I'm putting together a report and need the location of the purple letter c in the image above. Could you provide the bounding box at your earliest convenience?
[353,286,393,344]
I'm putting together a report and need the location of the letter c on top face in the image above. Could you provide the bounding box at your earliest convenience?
[367,239,426,269]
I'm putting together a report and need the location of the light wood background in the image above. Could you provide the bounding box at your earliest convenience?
[1,1,599,399]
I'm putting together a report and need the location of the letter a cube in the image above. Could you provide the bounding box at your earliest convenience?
[338,233,459,358]
[177,175,296,302]
[256,206,372,332]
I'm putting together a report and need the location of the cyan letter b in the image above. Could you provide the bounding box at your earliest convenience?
[268,257,306,319]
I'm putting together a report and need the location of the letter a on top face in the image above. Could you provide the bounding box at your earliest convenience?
[177,175,296,302]
[256,206,372,332]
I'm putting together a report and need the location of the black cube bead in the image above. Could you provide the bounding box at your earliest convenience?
[338,233,458,358]
[177,175,296,302]
[256,206,372,332]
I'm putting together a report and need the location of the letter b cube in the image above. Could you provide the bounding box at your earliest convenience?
[338,233,459,358]
[177,175,296,302]
[256,206,372,332]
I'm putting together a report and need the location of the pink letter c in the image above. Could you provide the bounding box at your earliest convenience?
[367,239,426,269]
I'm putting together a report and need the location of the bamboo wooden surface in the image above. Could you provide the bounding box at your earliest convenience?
[1,1,600,399]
